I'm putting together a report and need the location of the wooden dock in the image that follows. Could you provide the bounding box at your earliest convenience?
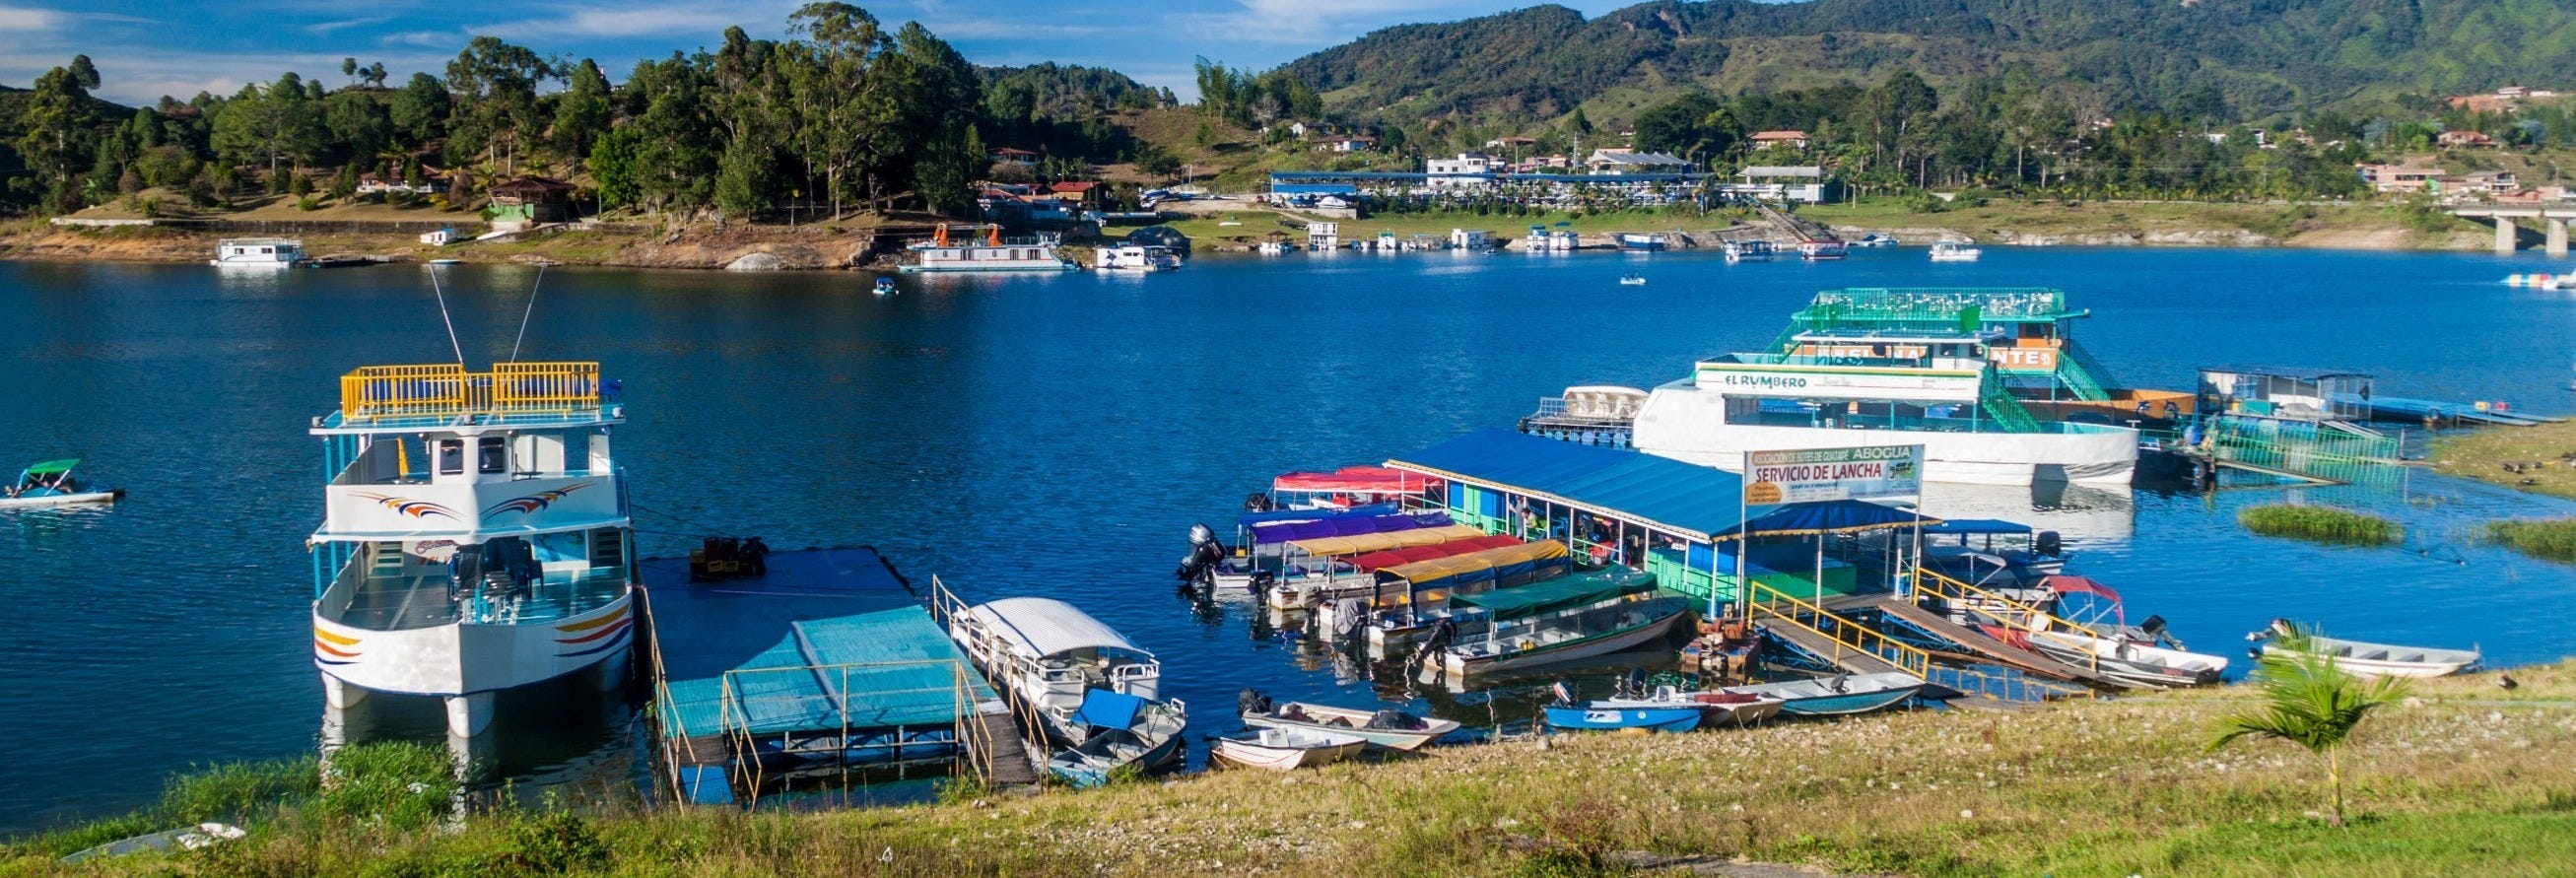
[1861,595,2116,687]
[963,709,1042,786]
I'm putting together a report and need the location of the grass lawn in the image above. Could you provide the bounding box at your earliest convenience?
[2429,419,2576,501]
[8,663,2572,876]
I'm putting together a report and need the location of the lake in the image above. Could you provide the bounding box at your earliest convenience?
[5,244,2575,834]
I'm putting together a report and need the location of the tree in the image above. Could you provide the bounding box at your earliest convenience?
[1132,143,1180,180]
[390,73,450,143]
[323,90,394,164]
[785,4,891,217]
[13,56,104,214]
[883,22,983,210]
[554,58,614,161]
[1567,106,1593,136]
[586,126,644,211]
[341,57,359,86]
[330,164,359,200]
[444,35,556,174]
[2208,628,2408,826]
[209,74,325,184]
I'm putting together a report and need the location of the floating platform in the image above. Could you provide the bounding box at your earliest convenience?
[641,547,1017,804]
[2365,395,2561,428]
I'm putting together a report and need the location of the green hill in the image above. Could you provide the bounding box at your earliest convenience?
[1283,0,2576,130]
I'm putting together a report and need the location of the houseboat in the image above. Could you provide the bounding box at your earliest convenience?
[310,362,638,749]
[1722,239,1777,262]
[1929,240,1982,262]
[899,225,1075,273]
[1625,331,2138,485]
[1853,233,1899,247]
[1798,238,1848,259]
[1096,244,1183,272]
[1617,233,1666,251]
[1524,225,1551,250]
[1550,231,1581,250]
[212,237,306,267]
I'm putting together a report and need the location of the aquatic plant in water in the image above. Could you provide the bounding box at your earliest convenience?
[2236,504,2399,546]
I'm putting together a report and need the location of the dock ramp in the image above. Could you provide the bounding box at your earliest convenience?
[1859,594,2114,687]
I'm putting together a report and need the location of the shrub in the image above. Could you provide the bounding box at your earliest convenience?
[2238,504,2399,546]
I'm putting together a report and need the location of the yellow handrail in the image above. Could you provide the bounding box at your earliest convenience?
[1909,568,2103,678]
[1746,582,1930,678]
[339,362,602,421]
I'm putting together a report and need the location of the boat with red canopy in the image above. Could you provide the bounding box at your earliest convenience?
[1263,466,1439,511]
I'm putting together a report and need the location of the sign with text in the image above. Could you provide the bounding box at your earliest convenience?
[1696,365,1981,402]
[1988,346,2061,375]
[1744,445,1925,504]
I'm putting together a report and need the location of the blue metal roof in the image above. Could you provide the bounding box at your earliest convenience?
[1386,429,1751,542]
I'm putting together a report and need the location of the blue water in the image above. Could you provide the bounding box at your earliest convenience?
[5,245,2576,834]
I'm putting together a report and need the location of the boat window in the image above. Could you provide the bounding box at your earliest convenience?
[436,439,465,475]
[478,437,507,474]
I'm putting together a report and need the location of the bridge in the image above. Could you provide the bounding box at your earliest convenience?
[2448,205,2576,256]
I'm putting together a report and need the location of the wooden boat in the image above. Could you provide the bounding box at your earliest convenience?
[1046,689,1189,787]
[2022,629,2226,688]
[2250,621,2479,678]
[1,459,121,508]
[1544,701,1702,732]
[61,824,244,862]
[1721,672,1926,716]
[1238,697,1460,752]
[1211,726,1367,771]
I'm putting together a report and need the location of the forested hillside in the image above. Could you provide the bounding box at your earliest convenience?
[1286,0,2576,129]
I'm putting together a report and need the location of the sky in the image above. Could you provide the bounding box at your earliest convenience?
[0,0,1640,105]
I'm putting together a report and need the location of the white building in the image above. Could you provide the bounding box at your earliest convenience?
[1735,166,1837,204]
[1425,152,1498,188]
[1586,149,1695,174]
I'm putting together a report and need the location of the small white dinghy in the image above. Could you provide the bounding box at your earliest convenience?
[61,823,244,862]
[2249,620,2480,678]
[1211,726,1367,771]
[1238,691,1460,752]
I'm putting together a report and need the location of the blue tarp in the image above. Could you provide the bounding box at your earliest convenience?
[1387,429,1755,542]
[1071,689,1146,730]
[1921,518,2031,536]
[1237,502,1398,529]
[1252,510,1449,544]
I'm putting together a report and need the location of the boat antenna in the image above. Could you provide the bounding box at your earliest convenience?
[508,265,546,363]
[428,266,467,366]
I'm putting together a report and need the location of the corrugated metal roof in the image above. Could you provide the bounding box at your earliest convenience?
[967,597,1147,659]
[1386,429,1752,542]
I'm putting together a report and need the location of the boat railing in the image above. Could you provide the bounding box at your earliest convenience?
[1910,567,2106,679]
[1746,582,1931,679]
[711,658,982,804]
[339,363,605,424]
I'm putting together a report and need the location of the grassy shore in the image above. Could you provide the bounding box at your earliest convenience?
[2238,504,2403,546]
[9,664,2573,876]
[2430,419,2576,501]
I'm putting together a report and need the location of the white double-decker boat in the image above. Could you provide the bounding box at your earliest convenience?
[309,362,637,751]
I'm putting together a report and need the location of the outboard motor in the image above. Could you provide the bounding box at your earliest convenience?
[1176,522,1226,586]
[2138,614,2184,650]
[1617,667,1650,699]
[1243,493,1275,512]
[1237,688,1272,716]
[2034,530,2063,558]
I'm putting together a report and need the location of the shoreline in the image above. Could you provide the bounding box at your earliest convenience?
[0,200,2513,271]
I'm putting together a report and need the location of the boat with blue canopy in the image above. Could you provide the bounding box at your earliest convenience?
[1,459,121,507]
[1436,569,1689,677]
[1046,689,1188,787]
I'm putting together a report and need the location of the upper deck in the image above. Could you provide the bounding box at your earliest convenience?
[314,363,622,435]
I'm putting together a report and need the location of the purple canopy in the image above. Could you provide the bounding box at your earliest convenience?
[1251,510,1450,546]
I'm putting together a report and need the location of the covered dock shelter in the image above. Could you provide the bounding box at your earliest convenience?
[1383,429,1930,610]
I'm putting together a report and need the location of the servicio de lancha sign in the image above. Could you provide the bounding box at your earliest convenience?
[1742,444,1924,505]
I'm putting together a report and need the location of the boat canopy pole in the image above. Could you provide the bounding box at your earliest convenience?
[508,265,547,363]
[429,269,467,366]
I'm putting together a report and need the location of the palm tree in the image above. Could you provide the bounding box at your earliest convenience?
[2208,626,2409,825]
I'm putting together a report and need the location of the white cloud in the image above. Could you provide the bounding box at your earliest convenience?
[306,16,391,36]
[0,5,60,31]
[473,1,796,40]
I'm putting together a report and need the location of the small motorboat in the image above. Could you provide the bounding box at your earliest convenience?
[425,258,463,266]
[2247,619,2480,678]
[61,823,244,862]
[2020,629,2227,689]
[1,459,121,508]
[1211,726,1368,771]
[1852,233,1898,247]
[1929,240,1983,262]
[1798,238,1848,259]
[1721,672,1926,716]
[1046,690,1188,788]
[1619,274,1648,286]
[873,277,897,296]
[1238,691,1460,751]
[1544,700,1703,732]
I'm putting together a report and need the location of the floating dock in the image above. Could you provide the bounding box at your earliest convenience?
[640,547,1025,805]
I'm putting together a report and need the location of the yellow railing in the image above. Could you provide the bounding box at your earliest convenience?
[1746,581,1931,678]
[340,362,601,421]
[1909,568,2108,680]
